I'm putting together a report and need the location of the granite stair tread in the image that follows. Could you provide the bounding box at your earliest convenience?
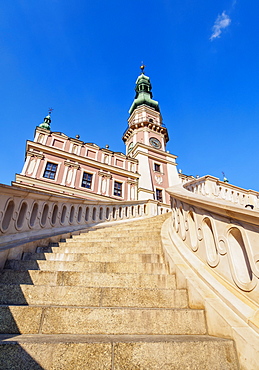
[22,252,164,263]
[0,285,187,308]
[4,260,169,273]
[0,270,176,289]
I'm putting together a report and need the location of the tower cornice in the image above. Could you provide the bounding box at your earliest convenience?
[122,120,169,143]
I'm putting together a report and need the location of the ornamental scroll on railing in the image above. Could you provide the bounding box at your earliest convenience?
[0,184,170,254]
[166,183,259,316]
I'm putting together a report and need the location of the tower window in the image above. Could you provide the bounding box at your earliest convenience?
[43,162,58,180]
[156,189,163,202]
[149,118,154,123]
[154,163,161,172]
[81,172,93,189]
[114,181,122,197]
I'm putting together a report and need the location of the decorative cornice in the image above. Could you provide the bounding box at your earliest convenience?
[123,121,169,143]
[132,150,177,165]
[64,161,80,169]
[98,171,112,179]
[127,179,137,185]
[27,151,44,159]
[137,187,154,195]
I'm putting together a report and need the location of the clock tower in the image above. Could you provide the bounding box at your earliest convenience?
[123,66,180,203]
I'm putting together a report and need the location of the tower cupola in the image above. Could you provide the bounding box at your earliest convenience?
[123,66,169,148]
[129,66,160,115]
[38,109,53,130]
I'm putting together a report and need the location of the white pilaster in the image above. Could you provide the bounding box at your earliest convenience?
[71,168,77,188]
[21,156,31,175]
[61,165,69,186]
[32,157,42,178]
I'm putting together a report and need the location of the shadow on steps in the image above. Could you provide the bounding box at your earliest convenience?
[0,258,44,369]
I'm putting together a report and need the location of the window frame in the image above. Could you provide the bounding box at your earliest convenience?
[155,188,163,203]
[154,163,161,172]
[113,181,123,197]
[81,172,93,189]
[43,162,58,180]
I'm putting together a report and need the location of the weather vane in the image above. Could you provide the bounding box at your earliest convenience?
[48,107,54,115]
[222,171,229,183]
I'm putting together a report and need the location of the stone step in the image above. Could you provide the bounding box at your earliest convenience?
[38,243,162,254]
[84,228,161,236]
[79,225,163,232]
[0,270,176,289]
[73,230,162,239]
[0,334,238,370]
[82,228,162,237]
[0,306,206,335]
[65,235,161,243]
[0,285,187,308]
[5,260,169,274]
[86,217,168,230]
[23,252,164,263]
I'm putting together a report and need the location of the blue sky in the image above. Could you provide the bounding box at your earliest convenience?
[1,1,258,190]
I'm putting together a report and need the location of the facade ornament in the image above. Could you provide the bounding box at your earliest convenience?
[98,171,112,179]
[26,151,44,160]
[155,175,163,185]
[64,161,80,169]
[127,179,137,185]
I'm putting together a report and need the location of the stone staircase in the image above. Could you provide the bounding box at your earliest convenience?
[0,214,239,369]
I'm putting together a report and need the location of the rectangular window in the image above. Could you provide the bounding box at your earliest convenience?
[154,163,161,172]
[81,172,93,189]
[114,181,122,197]
[43,162,58,180]
[156,189,163,202]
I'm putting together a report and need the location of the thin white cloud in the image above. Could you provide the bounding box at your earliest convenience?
[210,11,231,41]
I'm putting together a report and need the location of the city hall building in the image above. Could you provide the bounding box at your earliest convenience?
[13,67,181,204]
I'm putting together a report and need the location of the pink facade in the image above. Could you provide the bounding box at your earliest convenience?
[14,129,139,202]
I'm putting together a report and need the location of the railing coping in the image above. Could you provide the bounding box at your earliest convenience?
[184,175,259,196]
[0,183,170,207]
[167,184,259,226]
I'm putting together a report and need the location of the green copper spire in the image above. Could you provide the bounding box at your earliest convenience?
[129,66,160,115]
[38,109,53,130]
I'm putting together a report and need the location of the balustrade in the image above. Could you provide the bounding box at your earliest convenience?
[184,175,259,210]
[0,184,170,254]
[162,184,259,369]
[169,194,259,296]
[166,184,259,323]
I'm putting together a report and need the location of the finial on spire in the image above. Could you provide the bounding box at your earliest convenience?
[140,62,145,74]
[48,107,54,116]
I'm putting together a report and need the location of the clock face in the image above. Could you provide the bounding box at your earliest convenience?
[149,137,161,149]
[128,142,134,153]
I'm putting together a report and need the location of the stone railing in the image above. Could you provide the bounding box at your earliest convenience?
[184,175,259,210]
[162,183,259,369]
[0,184,170,266]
